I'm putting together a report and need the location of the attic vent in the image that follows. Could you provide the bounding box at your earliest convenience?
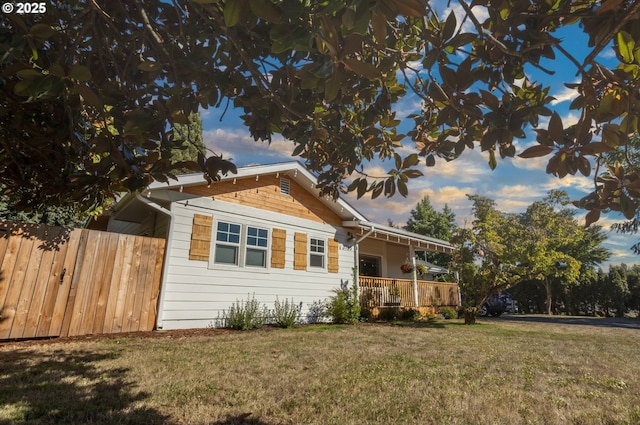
[280,178,291,195]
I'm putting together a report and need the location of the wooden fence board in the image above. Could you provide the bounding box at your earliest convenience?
[0,221,165,340]
[49,228,83,336]
[0,226,37,339]
[22,226,61,338]
[142,239,165,331]
[122,236,146,333]
[93,232,121,334]
[9,225,47,339]
[101,235,127,334]
[36,228,73,337]
[110,235,136,333]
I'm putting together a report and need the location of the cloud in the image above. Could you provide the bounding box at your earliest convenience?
[541,174,594,194]
[203,127,295,164]
[550,86,578,105]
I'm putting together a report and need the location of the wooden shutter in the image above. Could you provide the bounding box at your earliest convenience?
[294,232,307,270]
[271,228,286,268]
[189,214,213,261]
[328,239,339,273]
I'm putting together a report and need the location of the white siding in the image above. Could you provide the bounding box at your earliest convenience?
[157,198,355,330]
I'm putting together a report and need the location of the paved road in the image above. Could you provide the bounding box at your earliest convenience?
[489,314,640,330]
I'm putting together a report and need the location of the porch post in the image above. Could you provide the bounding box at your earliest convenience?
[411,255,419,307]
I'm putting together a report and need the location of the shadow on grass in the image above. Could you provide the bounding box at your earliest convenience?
[390,319,447,329]
[0,349,176,425]
[0,349,284,425]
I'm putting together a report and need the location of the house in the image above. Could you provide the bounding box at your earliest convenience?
[103,162,458,330]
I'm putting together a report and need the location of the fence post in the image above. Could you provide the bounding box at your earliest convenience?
[411,256,419,307]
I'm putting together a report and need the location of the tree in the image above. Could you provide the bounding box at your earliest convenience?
[452,191,610,323]
[451,195,530,324]
[519,192,584,315]
[171,112,206,173]
[404,196,456,267]
[3,1,640,224]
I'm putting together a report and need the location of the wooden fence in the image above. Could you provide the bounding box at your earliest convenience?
[0,220,165,340]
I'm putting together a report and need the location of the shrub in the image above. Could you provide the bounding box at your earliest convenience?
[222,294,268,330]
[400,308,422,321]
[378,307,400,322]
[272,297,301,328]
[306,300,328,324]
[438,306,458,320]
[327,286,359,324]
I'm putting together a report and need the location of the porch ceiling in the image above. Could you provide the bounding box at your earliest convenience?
[342,220,453,254]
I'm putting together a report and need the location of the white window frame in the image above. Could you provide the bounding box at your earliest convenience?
[309,237,326,269]
[213,221,242,266]
[245,226,269,268]
[211,219,271,270]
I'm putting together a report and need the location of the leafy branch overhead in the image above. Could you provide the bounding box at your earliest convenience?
[2,0,640,223]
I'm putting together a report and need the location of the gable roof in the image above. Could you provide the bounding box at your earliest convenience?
[134,161,453,252]
[146,161,366,223]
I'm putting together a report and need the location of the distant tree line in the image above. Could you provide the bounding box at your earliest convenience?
[511,264,640,317]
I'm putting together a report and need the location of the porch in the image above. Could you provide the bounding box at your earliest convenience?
[359,276,460,309]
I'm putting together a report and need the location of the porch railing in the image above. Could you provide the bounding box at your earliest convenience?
[359,276,459,308]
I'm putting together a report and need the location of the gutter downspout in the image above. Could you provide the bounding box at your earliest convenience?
[353,225,375,302]
[136,194,173,330]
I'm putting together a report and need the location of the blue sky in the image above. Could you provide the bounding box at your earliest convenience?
[197,6,639,269]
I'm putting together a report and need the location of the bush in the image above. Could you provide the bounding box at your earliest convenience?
[400,308,422,321]
[327,286,360,324]
[438,306,458,320]
[377,307,421,322]
[272,297,301,328]
[306,300,328,324]
[378,307,400,322]
[222,294,268,330]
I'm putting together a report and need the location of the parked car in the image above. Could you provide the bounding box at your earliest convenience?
[478,292,516,317]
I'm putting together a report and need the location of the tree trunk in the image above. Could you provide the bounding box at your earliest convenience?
[463,307,478,325]
[544,279,552,315]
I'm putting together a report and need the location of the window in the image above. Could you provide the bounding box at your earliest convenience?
[359,255,381,277]
[414,250,429,262]
[309,238,325,268]
[246,226,269,267]
[214,222,241,264]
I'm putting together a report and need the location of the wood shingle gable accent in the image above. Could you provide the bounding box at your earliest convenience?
[328,239,339,273]
[294,232,307,270]
[181,174,342,226]
[270,228,286,268]
[189,214,213,261]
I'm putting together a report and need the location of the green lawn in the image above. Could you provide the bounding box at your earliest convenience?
[1,319,639,425]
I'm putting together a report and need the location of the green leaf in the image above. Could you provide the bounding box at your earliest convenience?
[325,74,341,102]
[29,24,56,39]
[371,181,384,199]
[249,0,282,23]
[488,150,497,170]
[224,0,246,27]
[403,169,423,179]
[617,31,635,63]
[397,179,408,197]
[69,65,92,82]
[442,12,457,41]
[401,153,419,168]
[547,112,564,143]
[602,123,621,147]
[518,144,554,158]
[342,59,381,79]
[74,84,103,108]
[426,155,435,167]
[621,192,636,220]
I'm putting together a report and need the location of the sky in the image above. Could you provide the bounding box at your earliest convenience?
[197,6,639,270]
